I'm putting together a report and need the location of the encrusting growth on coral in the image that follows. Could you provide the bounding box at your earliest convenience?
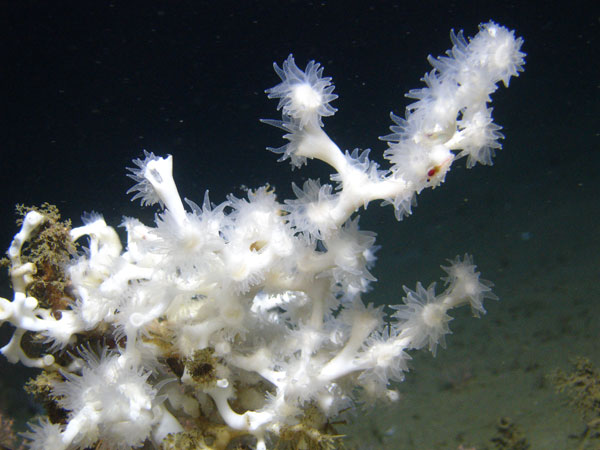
[490,417,530,450]
[1,203,77,313]
[550,357,600,448]
[275,405,345,450]
[0,21,524,450]
[24,370,68,425]
[186,349,218,387]
[160,420,248,450]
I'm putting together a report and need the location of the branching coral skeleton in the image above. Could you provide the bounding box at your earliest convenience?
[0,21,524,450]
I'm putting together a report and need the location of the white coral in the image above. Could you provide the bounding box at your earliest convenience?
[1,20,524,450]
[265,54,338,128]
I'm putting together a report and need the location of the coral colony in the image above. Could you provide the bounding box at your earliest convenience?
[1,21,524,450]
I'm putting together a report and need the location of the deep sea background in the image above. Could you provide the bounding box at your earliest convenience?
[1,1,598,448]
